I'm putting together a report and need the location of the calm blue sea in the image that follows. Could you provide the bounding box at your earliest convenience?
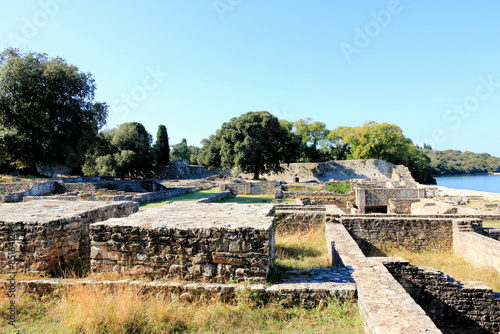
[434,174,500,194]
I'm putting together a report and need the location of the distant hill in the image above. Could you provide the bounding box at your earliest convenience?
[421,149,500,175]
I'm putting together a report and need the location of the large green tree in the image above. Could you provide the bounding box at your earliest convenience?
[170,138,191,162]
[155,125,170,165]
[83,122,154,178]
[198,111,295,179]
[331,122,436,184]
[0,48,107,172]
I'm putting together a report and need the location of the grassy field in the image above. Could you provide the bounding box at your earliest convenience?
[376,247,500,292]
[140,188,223,209]
[483,220,500,228]
[141,190,297,209]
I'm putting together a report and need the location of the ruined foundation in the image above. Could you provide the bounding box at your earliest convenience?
[90,202,276,283]
[0,200,138,275]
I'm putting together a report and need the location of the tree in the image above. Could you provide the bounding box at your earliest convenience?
[285,118,330,162]
[0,48,107,172]
[170,138,191,162]
[82,122,154,178]
[198,111,295,179]
[155,125,169,165]
[332,122,436,184]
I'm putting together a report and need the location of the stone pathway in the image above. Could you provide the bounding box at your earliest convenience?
[325,222,441,334]
[278,267,354,284]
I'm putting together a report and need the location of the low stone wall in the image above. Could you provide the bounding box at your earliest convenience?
[381,257,500,333]
[0,278,356,308]
[194,191,231,203]
[0,200,138,275]
[453,219,500,274]
[335,215,453,253]
[219,181,278,195]
[90,203,276,283]
[325,223,440,333]
[58,182,100,192]
[0,181,56,202]
[274,211,325,234]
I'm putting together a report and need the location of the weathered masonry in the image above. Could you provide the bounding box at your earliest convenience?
[90,203,276,283]
[0,200,138,275]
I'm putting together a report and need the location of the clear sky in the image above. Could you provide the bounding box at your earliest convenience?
[1,1,500,155]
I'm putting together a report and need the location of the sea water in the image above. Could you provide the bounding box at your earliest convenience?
[434,174,500,194]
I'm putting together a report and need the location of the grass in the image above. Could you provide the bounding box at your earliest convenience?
[273,225,330,276]
[325,181,351,194]
[140,188,223,209]
[285,185,324,192]
[483,220,500,228]
[220,194,296,205]
[373,246,500,292]
[0,285,363,333]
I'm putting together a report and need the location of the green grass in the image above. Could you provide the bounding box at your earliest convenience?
[0,285,363,333]
[220,194,296,205]
[325,181,351,194]
[140,188,223,209]
[483,220,500,228]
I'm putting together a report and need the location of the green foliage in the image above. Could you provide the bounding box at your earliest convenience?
[422,149,500,175]
[198,111,296,179]
[330,122,436,184]
[82,122,154,178]
[154,125,169,165]
[170,138,191,162]
[0,48,107,172]
[325,181,351,194]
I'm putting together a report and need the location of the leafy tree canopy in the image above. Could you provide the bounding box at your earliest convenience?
[198,111,296,179]
[170,138,191,162]
[82,122,154,178]
[331,121,436,184]
[423,149,500,175]
[0,48,107,171]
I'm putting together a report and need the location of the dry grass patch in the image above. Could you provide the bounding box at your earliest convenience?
[274,225,330,272]
[378,247,500,292]
[0,285,363,333]
[483,220,500,228]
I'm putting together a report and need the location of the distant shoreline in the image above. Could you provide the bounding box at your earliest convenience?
[433,172,500,177]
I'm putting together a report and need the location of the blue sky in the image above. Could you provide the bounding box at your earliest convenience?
[1,1,500,155]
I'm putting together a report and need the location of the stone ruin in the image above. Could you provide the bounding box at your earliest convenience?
[90,202,275,283]
[1,160,500,333]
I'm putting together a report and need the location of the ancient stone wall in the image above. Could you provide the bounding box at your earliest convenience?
[274,211,325,234]
[0,278,356,308]
[240,159,417,184]
[453,219,500,274]
[325,223,440,333]
[382,257,500,333]
[334,215,453,253]
[355,187,425,212]
[0,181,56,202]
[90,203,276,283]
[219,181,278,195]
[0,200,138,275]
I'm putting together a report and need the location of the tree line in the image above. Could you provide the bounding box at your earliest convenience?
[419,146,500,176]
[1,48,439,183]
